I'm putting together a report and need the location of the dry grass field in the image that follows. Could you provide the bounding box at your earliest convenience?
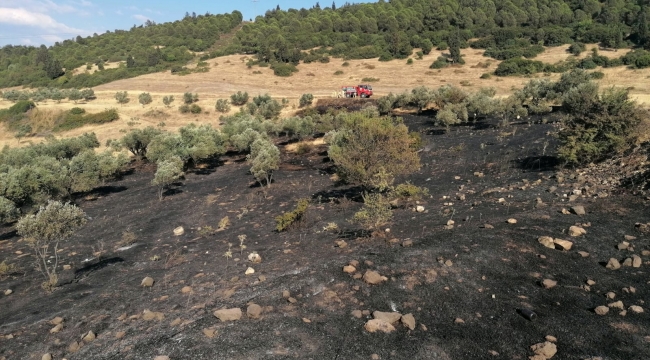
[2,43,650,150]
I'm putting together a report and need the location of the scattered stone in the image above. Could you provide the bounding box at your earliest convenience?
[213,308,242,322]
[444,260,453,267]
[488,350,499,356]
[606,258,621,270]
[530,341,557,359]
[115,331,126,339]
[343,265,356,274]
[606,292,616,299]
[617,242,630,250]
[154,357,171,360]
[50,323,63,333]
[629,305,644,314]
[63,264,72,270]
[571,205,585,215]
[401,313,416,330]
[170,318,182,327]
[302,318,311,323]
[402,239,413,247]
[245,267,255,275]
[446,219,455,226]
[41,354,52,360]
[288,297,297,304]
[363,270,388,285]
[371,354,380,360]
[619,310,627,316]
[258,275,266,282]
[364,319,395,333]
[622,258,633,267]
[594,306,609,315]
[3,289,12,296]
[247,304,262,319]
[642,250,650,256]
[586,280,596,286]
[482,224,494,229]
[632,255,642,268]
[68,341,81,353]
[507,218,517,224]
[454,318,465,324]
[141,277,154,287]
[142,310,164,321]
[173,226,184,236]
[416,206,425,213]
[351,310,363,318]
[542,279,557,289]
[624,235,637,241]
[373,311,402,325]
[181,286,192,294]
[82,330,96,342]
[538,236,555,249]
[248,252,262,263]
[349,260,359,267]
[203,328,217,338]
[568,226,586,237]
[553,239,573,251]
[364,260,374,266]
[561,208,570,215]
[578,251,590,257]
[282,290,290,299]
[608,301,624,309]
[335,240,348,248]
[545,335,557,343]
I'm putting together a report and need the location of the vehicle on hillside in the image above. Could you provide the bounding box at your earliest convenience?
[337,85,373,98]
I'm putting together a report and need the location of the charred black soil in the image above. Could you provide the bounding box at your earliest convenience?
[1,115,649,360]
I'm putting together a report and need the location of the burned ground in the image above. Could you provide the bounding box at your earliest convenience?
[0,115,649,360]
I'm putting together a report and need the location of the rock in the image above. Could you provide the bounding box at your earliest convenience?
[444,260,453,267]
[42,353,52,360]
[416,206,425,213]
[594,306,609,315]
[82,330,96,342]
[401,313,416,330]
[542,279,557,289]
[115,331,126,339]
[606,292,616,299]
[4,289,12,296]
[622,258,633,267]
[181,286,192,294]
[488,350,499,356]
[343,265,356,274]
[247,252,262,263]
[624,235,637,241]
[335,240,348,248]
[141,277,154,287]
[351,310,363,318]
[363,270,388,285]
[608,301,624,309]
[530,341,557,359]
[553,239,573,251]
[538,236,555,249]
[632,255,642,268]
[170,318,182,327]
[63,264,72,270]
[258,275,266,282]
[247,304,263,319]
[568,226,586,237]
[507,218,517,224]
[202,328,217,338]
[68,341,81,353]
[402,239,413,247]
[349,260,359,267]
[606,258,621,270]
[482,224,494,229]
[213,308,242,322]
[617,241,630,250]
[571,205,586,215]
[154,356,171,360]
[364,319,396,333]
[372,311,402,325]
[288,297,297,303]
[142,310,164,321]
[619,310,627,316]
[173,226,184,235]
[586,280,596,286]
[282,290,290,299]
[50,323,63,333]
[447,219,455,226]
[629,305,644,314]
[454,318,465,324]
[50,316,64,325]
[578,251,590,258]
[545,335,557,343]
[245,267,255,275]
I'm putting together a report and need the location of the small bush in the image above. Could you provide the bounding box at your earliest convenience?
[139,92,153,106]
[162,95,175,107]
[353,192,392,230]
[334,70,344,75]
[230,91,249,105]
[295,142,313,155]
[480,73,492,79]
[392,182,429,201]
[0,196,20,224]
[589,71,605,80]
[362,77,379,82]
[215,99,231,113]
[407,58,414,65]
[190,104,202,114]
[0,261,17,278]
[275,198,309,232]
[247,138,280,187]
[183,92,198,104]
[430,57,448,69]
[115,91,129,106]
[218,216,230,230]
[272,63,298,77]
[152,156,184,200]
[179,104,190,114]
[299,93,314,107]
[342,62,350,67]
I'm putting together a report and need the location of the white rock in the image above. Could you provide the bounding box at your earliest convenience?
[416,206,425,213]
[173,226,184,236]
[245,267,255,275]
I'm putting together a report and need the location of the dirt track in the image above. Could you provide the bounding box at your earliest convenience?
[1,114,649,359]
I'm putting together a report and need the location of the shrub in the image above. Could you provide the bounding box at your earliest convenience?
[115,91,129,106]
[215,99,231,113]
[162,95,175,107]
[67,89,82,103]
[230,128,265,152]
[0,196,19,224]
[327,113,420,191]
[247,138,280,187]
[80,88,95,101]
[407,58,414,65]
[183,92,199,104]
[190,104,202,114]
[362,77,379,82]
[558,84,647,165]
[120,126,163,158]
[152,156,184,200]
[179,104,190,113]
[17,201,87,290]
[53,108,119,132]
[568,42,586,56]
[271,63,298,77]
[334,70,344,75]
[480,73,492,79]
[392,182,429,201]
[299,93,314,107]
[139,92,153,106]
[342,62,350,67]
[589,71,605,80]
[230,91,249,106]
[353,192,392,230]
[430,57,448,69]
[275,198,309,232]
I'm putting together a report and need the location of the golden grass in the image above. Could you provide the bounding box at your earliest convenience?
[2,43,650,149]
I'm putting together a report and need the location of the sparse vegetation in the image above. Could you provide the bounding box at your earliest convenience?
[215,99,231,113]
[152,156,184,200]
[115,91,130,106]
[139,92,153,106]
[230,91,249,106]
[299,93,314,107]
[353,192,392,230]
[275,198,309,232]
